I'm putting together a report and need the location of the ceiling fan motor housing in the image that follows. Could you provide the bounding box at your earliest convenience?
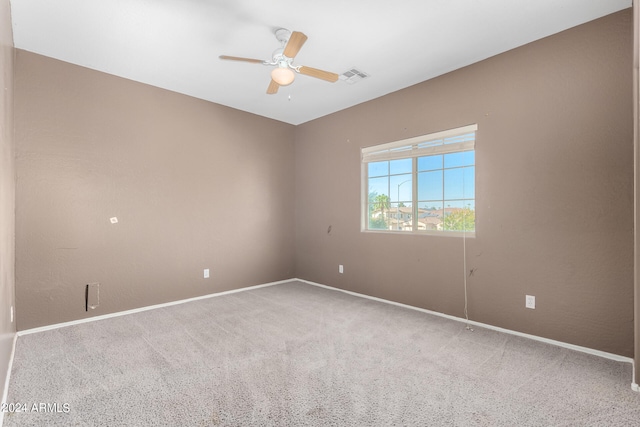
[271,48,296,72]
[271,48,286,62]
[274,28,292,44]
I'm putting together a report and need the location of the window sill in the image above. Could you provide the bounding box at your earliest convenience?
[361,229,476,238]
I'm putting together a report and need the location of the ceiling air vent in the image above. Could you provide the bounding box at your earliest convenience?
[339,68,369,85]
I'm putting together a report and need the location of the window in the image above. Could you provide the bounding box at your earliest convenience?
[362,124,476,236]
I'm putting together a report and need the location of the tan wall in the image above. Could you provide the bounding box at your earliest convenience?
[294,10,634,356]
[633,2,640,386]
[0,0,15,401]
[14,51,296,330]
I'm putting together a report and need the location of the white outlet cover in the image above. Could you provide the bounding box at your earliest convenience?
[204,269,210,278]
[10,306,14,323]
[526,295,536,309]
[110,217,118,224]
[339,265,344,274]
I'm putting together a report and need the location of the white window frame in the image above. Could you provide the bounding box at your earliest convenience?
[361,124,477,237]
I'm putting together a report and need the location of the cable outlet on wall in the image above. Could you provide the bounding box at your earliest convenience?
[204,269,210,279]
[525,295,536,309]
[86,283,100,310]
[339,265,344,274]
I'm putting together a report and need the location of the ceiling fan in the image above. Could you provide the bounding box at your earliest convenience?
[219,28,339,94]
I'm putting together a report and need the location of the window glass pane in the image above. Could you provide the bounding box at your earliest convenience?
[418,170,443,201]
[463,166,475,199]
[462,150,475,166]
[443,201,475,232]
[368,176,389,197]
[444,168,464,199]
[418,201,443,211]
[444,152,463,168]
[444,150,475,168]
[417,203,443,231]
[368,192,391,230]
[418,155,442,171]
[390,174,412,202]
[368,212,388,230]
[390,158,412,175]
[389,202,413,231]
[445,200,465,209]
[368,161,388,177]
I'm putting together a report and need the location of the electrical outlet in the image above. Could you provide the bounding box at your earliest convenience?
[204,269,210,279]
[525,295,535,309]
[10,306,14,323]
[339,265,344,274]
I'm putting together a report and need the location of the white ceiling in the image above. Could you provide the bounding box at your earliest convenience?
[10,0,631,125]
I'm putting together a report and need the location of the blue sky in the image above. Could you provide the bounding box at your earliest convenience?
[368,151,475,210]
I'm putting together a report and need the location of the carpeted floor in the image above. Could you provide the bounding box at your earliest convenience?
[3,280,640,426]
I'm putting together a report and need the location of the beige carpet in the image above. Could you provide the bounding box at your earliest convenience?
[4,280,640,426]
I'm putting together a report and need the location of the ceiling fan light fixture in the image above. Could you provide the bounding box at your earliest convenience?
[220,29,338,94]
[271,66,295,86]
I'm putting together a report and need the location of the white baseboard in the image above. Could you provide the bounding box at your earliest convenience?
[17,278,293,336]
[295,278,635,367]
[1,333,18,427]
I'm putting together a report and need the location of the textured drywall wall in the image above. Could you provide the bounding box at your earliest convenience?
[294,10,634,356]
[0,0,15,402]
[14,51,295,330]
[634,1,640,387]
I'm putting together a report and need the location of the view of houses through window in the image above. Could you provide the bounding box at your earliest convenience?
[362,126,476,235]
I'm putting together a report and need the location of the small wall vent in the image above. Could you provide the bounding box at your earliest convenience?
[339,68,370,85]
